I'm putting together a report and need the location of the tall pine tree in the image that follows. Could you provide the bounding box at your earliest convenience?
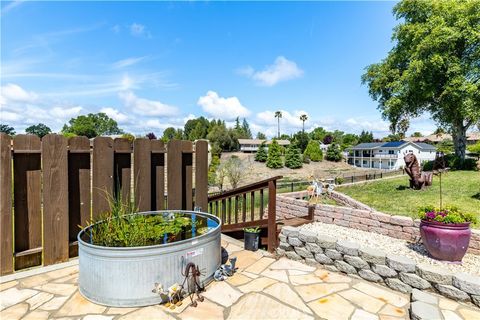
[303,140,323,162]
[255,142,268,162]
[266,140,283,169]
[285,146,303,169]
[326,143,343,162]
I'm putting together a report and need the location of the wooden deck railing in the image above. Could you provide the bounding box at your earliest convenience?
[207,176,282,253]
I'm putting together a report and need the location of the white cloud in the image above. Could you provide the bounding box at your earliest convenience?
[0,110,22,122]
[129,23,150,38]
[197,91,250,121]
[119,90,178,117]
[112,56,146,69]
[49,106,82,119]
[345,118,389,132]
[0,83,38,104]
[239,56,303,86]
[111,24,121,33]
[100,107,128,123]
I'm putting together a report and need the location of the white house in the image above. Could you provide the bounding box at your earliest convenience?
[238,139,290,152]
[346,141,436,170]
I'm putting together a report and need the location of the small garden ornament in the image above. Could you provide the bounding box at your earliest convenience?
[404,152,433,189]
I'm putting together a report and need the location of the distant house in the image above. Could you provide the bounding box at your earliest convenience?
[238,139,290,152]
[404,132,480,145]
[346,141,436,170]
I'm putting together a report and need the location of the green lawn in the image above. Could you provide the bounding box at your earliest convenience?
[336,171,480,228]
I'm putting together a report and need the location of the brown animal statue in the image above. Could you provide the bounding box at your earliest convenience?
[404,153,433,190]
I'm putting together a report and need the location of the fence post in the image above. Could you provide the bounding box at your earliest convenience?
[267,180,277,253]
[291,182,293,192]
[352,175,354,183]
[195,140,208,211]
[42,134,69,266]
[92,137,114,219]
[0,133,13,275]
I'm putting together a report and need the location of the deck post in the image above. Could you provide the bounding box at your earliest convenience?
[267,180,277,253]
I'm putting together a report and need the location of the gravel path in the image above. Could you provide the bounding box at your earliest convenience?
[301,222,480,276]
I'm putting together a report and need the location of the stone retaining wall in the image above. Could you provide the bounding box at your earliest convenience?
[277,225,480,308]
[276,192,480,255]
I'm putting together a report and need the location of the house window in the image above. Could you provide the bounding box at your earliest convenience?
[379,150,383,152]
[388,150,394,154]
[363,160,367,165]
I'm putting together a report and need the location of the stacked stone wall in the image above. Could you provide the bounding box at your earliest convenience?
[278,225,480,308]
[276,192,480,255]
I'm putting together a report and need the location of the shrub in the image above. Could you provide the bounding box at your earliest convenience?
[422,154,478,171]
[266,140,284,169]
[303,140,323,162]
[121,133,135,143]
[255,142,268,162]
[285,146,303,169]
[146,132,157,140]
[335,177,345,185]
[325,143,342,162]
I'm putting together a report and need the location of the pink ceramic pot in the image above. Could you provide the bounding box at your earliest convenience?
[420,220,471,263]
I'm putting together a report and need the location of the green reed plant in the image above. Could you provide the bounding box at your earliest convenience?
[82,191,193,247]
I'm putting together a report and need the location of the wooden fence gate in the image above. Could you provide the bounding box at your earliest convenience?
[0,133,208,275]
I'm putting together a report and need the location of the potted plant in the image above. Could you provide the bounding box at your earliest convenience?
[418,206,477,263]
[244,226,261,251]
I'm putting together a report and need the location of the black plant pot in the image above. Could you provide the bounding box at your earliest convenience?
[244,231,260,251]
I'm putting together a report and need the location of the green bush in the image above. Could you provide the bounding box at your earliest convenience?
[285,146,303,169]
[266,140,284,169]
[303,140,323,162]
[325,143,342,162]
[255,142,268,162]
[423,154,478,171]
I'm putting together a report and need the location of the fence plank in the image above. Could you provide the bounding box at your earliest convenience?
[68,136,91,257]
[194,140,208,211]
[43,134,69,265]
[182,141,193,211]
[167,140,182,209]
[92,137,114,219]
[0,133,13,275]
[134,139,151,211]
[114,138,131,204]
[151,140,165,210]
[13,135,42,270]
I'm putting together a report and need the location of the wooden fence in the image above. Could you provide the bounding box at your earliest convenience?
[0,133,208,275]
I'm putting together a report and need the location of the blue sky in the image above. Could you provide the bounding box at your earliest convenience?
[1,0,437,137]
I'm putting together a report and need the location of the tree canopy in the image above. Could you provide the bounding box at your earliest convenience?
[25,123,52,138]
[362,0,480,159]
[62,113,123,138]
[303,140,323,162]
[266,139,284,169]
[0,124,16,136]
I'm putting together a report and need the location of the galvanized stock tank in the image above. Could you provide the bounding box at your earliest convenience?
[78,210,221,307]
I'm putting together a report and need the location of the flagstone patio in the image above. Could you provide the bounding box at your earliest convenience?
[1,235,479,320]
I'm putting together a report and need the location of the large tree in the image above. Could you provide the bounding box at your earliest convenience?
[0,124,15,136]
[25,123,51,138]
[62,113,123,138]
[362,0,480,160]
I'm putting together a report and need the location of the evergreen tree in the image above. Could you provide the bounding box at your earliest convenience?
[256,132,267,140]
[255,142,268,162]
[326,143,343,162]
[241,118,252,139]
[358,130,374,143]
[285,146,303,169]
[266,140,283,169]
[303,140,323,162]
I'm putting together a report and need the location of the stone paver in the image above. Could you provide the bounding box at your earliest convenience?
[202,281,243,307]
[1,234,478,320]
[295,283,350,302]
[338,288,386,313]
[307,293,355,320]
[263,282,312,315]
[228,292,313,320]
[55,291,107,316]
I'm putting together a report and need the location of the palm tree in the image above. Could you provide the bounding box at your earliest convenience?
[275,111,282,138]
[300,114,308,133]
